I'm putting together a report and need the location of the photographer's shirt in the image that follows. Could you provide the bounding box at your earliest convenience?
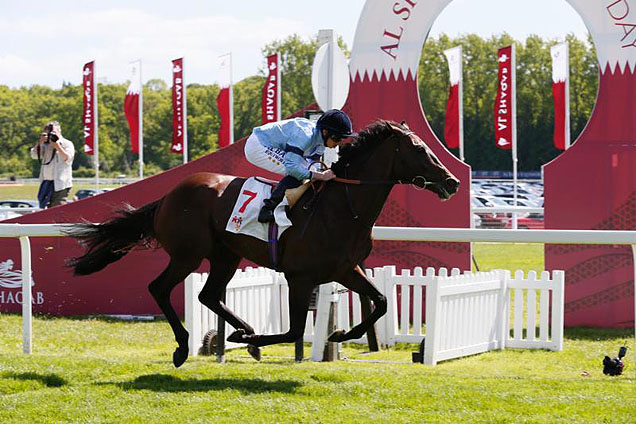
[39,145,55,180]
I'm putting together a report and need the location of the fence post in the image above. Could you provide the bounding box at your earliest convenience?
[497,269,509,350]
[311,282,337,361]
[551,270,565,351]
[19,236,32,354]
[383,266,398,346]
[424,274,441,365]
[184,273,202,357]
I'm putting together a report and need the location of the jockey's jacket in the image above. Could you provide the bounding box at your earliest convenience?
[252,118,326,180]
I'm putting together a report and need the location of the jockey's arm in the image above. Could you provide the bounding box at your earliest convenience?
[282,147,312,181]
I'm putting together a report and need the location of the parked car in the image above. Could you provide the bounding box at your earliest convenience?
[73,188,115,202]
[506,214,544,229]
[0,200,39,209]
[0,199,40,221]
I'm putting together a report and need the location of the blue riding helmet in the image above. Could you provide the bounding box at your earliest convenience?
[317,109,357,139]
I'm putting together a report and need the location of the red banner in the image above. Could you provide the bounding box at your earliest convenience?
[124,63,141,154]
[171,58,185,153]
[217,87,231,148]
[551,43,568,150]
[82,61,95,155]
[552,82,566,150]
[261,53,280,124]
[444,84,459,149]
[494,46,513,150]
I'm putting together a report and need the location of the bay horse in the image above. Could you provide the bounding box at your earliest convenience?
[67,120,459,367]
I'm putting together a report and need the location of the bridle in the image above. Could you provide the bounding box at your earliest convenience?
[333,127,436,191]
[300,125,444,234]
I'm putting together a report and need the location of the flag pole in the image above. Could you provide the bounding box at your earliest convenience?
[183,57,188,164]
[276,52,282,121]
[458,46,464,162]
[94,61,99,188]
[138,60,143,179]
[511,44,518,229]
[564,42,571,150]
[229,53,234,144]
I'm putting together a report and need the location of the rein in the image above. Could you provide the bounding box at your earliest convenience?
[333,176,431,189]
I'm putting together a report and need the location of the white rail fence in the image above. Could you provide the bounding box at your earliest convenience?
[185,266,564,365]
[1,223,633,367]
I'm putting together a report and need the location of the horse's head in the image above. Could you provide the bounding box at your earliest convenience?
[386,121,459,200]
[333,120,459,200]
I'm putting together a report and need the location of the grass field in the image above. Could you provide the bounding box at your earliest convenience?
[0,181,122,203]
[0,315,633,423]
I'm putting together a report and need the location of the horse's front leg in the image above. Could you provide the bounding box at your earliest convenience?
[228,278,315,348]
[328,265,387,343]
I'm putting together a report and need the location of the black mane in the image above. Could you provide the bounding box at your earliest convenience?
[332,120,399,173]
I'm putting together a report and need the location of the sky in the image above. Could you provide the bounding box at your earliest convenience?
[0,0,590,88]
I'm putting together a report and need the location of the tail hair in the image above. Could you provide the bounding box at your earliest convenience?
[65,200,161,276]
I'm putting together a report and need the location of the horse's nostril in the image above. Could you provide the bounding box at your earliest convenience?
[446,178,460,191]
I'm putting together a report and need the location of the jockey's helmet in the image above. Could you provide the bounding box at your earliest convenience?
[317,109,357,140]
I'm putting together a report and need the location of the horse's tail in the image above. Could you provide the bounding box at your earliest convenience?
[65,199,162,276]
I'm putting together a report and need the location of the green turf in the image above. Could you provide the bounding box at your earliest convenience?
[0,181,122,203]
[472,242,544,273]
[0,315,633,423]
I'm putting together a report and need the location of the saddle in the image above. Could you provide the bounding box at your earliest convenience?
[255,176,311,210]
[257,179,311,271]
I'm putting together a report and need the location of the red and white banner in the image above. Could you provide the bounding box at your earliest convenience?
[217,53,233,148]
[551,43,570,150]
[217,87,231,148]
[171,58,186,155]
[443,47,462,152]
[82,61,96,155]
[261,53,281,124]
[124,62,141,154]
[494,45,515,150]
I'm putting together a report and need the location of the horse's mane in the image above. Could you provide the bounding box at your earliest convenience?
[332,120,398,173]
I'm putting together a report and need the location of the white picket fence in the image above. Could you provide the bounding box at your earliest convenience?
[185,266,564,365]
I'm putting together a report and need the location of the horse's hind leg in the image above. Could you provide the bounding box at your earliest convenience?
[148,258,201,368]
[328,265,387,343]
[197,248,255,336]
[228,277,315,348]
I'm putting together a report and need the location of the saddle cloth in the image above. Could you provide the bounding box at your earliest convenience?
[225,177,293,242]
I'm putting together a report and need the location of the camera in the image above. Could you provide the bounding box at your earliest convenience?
[602,346,627,376]
[44,124,59,144]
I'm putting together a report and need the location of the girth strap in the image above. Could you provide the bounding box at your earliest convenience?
[267,222,280,271]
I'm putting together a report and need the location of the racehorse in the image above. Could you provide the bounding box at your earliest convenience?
[67,120,460,367]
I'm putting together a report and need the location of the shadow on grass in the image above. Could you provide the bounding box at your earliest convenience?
[100,374,302,393]
[565,327,633,341]
[3,372,67,387]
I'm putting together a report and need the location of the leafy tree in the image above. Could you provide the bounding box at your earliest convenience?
[0,33,598,178]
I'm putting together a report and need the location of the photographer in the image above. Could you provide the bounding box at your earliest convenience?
[30,121,75,208]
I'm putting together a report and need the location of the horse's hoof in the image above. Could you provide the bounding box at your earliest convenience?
[247,345,261,361]
[173,346,188,368]
[227,329,246,343]
[328,329,347,343]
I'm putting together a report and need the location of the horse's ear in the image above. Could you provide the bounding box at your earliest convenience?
[401,121,410,130]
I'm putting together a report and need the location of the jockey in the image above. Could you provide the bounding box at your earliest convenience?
[245,109,357,223]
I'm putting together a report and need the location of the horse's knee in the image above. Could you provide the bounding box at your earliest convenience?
[375,294,387,314]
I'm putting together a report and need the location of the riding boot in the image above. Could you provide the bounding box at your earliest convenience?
[258,175,302,223]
